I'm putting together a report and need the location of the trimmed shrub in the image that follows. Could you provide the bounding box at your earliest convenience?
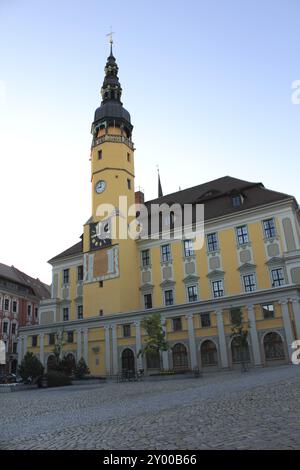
[74,357,90,379]
[18,352,44,382]
[46,370,71,387]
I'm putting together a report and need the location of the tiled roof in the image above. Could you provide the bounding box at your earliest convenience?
[0,263,51,299]
[48,240,83,264]
[145,176,294,220]
[48,176,295,264]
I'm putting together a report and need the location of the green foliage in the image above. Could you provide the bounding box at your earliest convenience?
[18,352,44,381]
[74,357,90,379]
[46,370,71,387]
[230,309,250,347]
[138,313,170,369]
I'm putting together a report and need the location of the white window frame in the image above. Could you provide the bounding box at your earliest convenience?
[211,279,225,299]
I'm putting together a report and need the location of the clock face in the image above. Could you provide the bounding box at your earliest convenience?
[95,180,106,194]
[90,221,112,251]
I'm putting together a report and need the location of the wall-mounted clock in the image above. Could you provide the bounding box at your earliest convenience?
[90,221,112,251]
[95,180,106,194]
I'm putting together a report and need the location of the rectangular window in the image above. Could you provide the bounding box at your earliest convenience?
[11,323,16,335]
[207,233,219,252]
[12,301,17,313]
[230,308,242,324]
[141,249,150,267]
[127,179,131,190]
[49,333,55,345]
[77,305,83,319]
[262,303,275,319]
[236,225,249,246]
[63,269,69,284]
[212,280,224,298]
[173,317,182,331]
[184,240,194,257]
[31,335,38,347]
[200,313,211,328]
[263,218,276,239]
[4,299,9,311]
[271,268,285,287]
[77,265,83,282]
[12,343,17,354]
[35,307,38,318]
[187,285,198,302]
[67,331,74,343]
[144,293,152,310]
[161,244,171,263]
[27,304,32,317]
[98,149,102,160]
[243,273,256,292]
[164,289,174,306]
[63,307,69,321]
[3,322,8,334]
[123,324,131,338]
[127,152,130,162]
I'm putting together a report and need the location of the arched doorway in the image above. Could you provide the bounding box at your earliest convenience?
[47,355,57,371]
[263,332,285,362]
[172,343,188,369]
[121,348,135,372]
[200,340,218,367]
[231,337,250,365]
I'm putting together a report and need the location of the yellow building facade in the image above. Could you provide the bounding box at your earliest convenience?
[19,46,300,376]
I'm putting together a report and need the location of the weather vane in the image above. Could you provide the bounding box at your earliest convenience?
[106,27,115,48]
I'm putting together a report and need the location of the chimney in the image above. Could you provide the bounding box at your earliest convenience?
[135,190,145,205]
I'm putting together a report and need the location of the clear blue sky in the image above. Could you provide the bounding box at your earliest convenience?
[0,0,299,283]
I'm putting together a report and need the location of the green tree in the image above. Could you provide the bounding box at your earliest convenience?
[18,352,44,382]
[230,309,250,372]
[138,313,170,371]
[74,357,90,379]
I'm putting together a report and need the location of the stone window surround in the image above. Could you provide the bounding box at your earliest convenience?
[241,271,257,293]
[211,279,225,299]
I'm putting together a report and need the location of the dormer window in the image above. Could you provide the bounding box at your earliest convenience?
[232,194,243,207]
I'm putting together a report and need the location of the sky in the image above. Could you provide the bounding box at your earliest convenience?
[0,0,300,284]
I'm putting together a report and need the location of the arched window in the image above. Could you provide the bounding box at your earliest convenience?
[263,332,285,360]
[231,337,250,364]
[201,340,218,366]
[172,343,188,369]
[121,348,135,372]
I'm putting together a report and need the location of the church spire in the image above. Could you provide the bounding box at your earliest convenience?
[158,168,163,198]
[101,33,122,104]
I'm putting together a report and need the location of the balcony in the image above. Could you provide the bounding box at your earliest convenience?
[93,134,134,150]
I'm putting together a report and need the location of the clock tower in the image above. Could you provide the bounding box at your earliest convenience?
[82,42,140,317]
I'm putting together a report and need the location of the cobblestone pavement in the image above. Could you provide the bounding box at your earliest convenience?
[1,365,300,450]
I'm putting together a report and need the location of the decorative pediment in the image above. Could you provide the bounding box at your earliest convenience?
[139,283,154,293]
[160,280,176,288]
[206,269,225,279]
[238,263,257,273]
[265,257,285,267]
[183,274,199,284]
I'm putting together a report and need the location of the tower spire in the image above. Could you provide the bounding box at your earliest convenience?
[157,167,163,198]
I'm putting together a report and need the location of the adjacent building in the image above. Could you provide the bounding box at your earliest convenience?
[0,264,50,373]
[19,44,300,376]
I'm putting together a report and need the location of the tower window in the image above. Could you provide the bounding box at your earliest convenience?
[98,150,102,160]
[127,153,130,162]
[77,265,83,282]
[127,179,131,190]
[77,305,83,320]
